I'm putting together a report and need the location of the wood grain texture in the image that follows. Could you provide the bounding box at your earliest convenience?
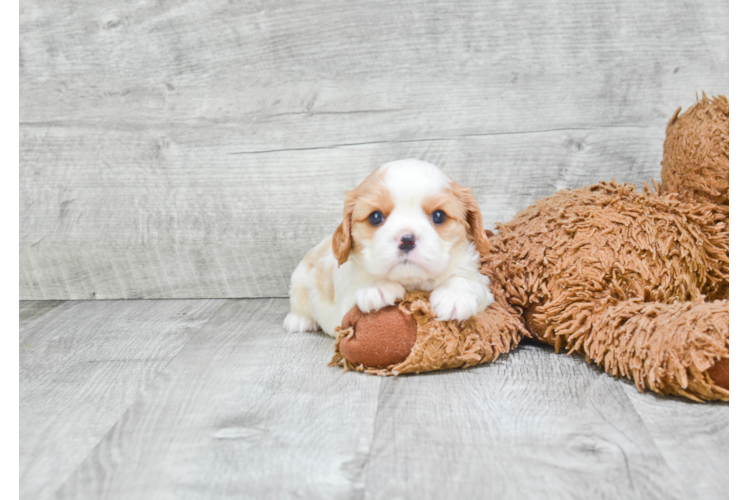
[53,298,383,500]
[19,300,65,331]
[19,0,728,299]
[361,344,688,500]
[622,385,729,500]
[20,299,226,500]
[726,0,748,102]
[19,299,729,499]
[21,126,668,300]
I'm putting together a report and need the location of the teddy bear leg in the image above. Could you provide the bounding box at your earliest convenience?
[558,299,729,401]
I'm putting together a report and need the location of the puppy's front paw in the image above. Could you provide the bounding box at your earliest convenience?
[430,286,479,322]
[355,281,406,313]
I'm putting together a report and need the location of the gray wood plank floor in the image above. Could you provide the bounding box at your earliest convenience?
[20,299,728,500]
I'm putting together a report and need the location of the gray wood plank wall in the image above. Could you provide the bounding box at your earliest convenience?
[20,0,729,299]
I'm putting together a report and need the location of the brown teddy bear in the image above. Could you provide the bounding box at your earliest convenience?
[330,94,729,402]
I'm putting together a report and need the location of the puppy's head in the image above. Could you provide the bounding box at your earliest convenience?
[332,159,490,284]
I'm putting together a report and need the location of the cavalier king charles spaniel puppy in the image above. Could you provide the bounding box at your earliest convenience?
[284,159,494,336]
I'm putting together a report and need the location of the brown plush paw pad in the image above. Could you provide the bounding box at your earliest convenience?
[707,358,739,391]
[707,357,748,393]
[707,332,748,392]
[339,305,417,368]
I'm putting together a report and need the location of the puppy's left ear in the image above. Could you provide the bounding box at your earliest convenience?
[332,191,356,266]
[453,184,491,257]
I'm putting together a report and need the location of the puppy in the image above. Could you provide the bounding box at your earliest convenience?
[283,159,494,336]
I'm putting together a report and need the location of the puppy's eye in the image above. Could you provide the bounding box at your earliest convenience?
[431,210,446,225]
[368,211,384,226]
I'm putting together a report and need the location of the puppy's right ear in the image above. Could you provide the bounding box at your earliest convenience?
[332,191,356,266]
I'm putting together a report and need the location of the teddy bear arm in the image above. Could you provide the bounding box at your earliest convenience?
[332,291,529,375]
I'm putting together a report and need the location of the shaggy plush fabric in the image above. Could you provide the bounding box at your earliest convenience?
[332,95,729,402]
[485,181,729,402]
[661,94,729,205]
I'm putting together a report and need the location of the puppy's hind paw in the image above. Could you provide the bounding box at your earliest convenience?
[283,313,319,333]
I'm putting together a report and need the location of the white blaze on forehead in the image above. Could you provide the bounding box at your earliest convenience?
[379,159,452,206]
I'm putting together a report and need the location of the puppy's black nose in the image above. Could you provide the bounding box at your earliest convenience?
[399,234,416,252]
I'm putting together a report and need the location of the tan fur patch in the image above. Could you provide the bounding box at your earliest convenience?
[314,262,335,303]
[450,181,490,256]
[296,285,311,311]
[304,241,330,270]
[422,192,468,242]
[442,223,469,254]
[350,181,394,223]
[350,219,377,247]
[333,168,392,266]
